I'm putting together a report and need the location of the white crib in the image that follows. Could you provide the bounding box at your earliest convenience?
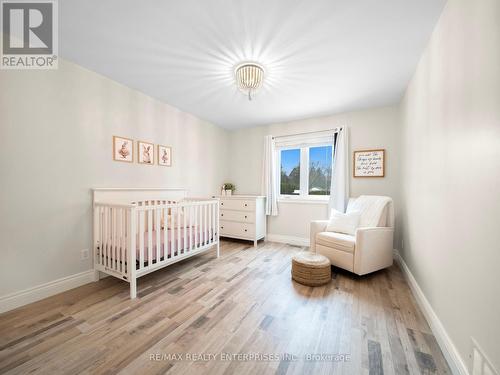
[92,188,219,298]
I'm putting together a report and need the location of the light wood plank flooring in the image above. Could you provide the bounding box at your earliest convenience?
[0,240,451,375]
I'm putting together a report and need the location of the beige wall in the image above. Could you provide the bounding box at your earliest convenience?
[228,105,401,242]
[400,0,500,370]
[0,59,229,297]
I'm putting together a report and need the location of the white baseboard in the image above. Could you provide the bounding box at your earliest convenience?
[0,270,96,314]
[265,234,310,247]
[393,250,469,375]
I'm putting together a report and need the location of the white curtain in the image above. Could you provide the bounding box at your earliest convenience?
[261,135,279,216]
[329,127,349,213]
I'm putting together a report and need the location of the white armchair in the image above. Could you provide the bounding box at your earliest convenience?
[310,196,394,275]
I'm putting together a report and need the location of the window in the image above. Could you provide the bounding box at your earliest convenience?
[280,149,301,195]
[277,134,334,199]
[309,146,332,195]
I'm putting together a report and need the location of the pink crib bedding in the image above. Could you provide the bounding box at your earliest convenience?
[99,227,214,267]
[136,227,213,262]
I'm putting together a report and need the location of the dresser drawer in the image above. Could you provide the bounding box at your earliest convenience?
[219,199,255,211]
[220,221,255,238]
[220,210,255,223]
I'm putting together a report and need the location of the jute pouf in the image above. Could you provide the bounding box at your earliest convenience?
[291,252,331,287]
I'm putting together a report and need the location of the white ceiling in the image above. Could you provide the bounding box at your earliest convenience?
[60,0,446,129]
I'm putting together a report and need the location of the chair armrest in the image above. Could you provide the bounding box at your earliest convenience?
[354,227,394,275]
[310,220,329,252]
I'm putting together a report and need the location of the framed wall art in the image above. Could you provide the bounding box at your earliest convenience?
[353,149,385,177]
[158,145,172,166]
[113,136,134,162]
[138,140,155,165]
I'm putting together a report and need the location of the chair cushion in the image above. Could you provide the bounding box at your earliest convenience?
[316,232,355,253]
[325,209,360,235]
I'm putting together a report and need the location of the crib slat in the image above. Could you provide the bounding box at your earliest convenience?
[139,210,144,269]
[147,208,153,267]
[126,209,129,268]
[103,207,106,266]
[118,208,122,272]
[114,208,118,271]
[212,202,215,244]
[200,204,203,246]
[177,206,181,254]
[104,207,109,267]
[156,207,160,264]
[210,202,214,244]
[123,208,127,271]
[199,204,202,248]
[108,207,112,267]
[189,206,193,252]
[193,205,197,249]
[102,207,106,267]
[183,205,187,254]
[204,204,207,246]
[112,208,117,270]
[208,203,212,245]
[116,208,120,272]
[171,207,176,258]
[121,208,125,272]
[199,205,203,247]
[213,202,216,243]
[163,207,168,260]
[109,207,113,267]
[99,207,103,266]
[206,204,209,245]
[205,204,209,246]
[201,205,207,246]
[211,202,214,244]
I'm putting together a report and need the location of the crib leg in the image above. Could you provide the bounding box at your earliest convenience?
[92,269,100,282]
[216,241,220,258]
[130,278,137,299]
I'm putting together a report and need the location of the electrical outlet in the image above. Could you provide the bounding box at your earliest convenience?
[81,249,89,260]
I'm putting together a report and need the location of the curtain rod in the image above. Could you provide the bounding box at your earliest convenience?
[272,127,342,139]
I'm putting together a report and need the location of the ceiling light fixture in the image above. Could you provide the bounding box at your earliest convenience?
[235,62,264,101]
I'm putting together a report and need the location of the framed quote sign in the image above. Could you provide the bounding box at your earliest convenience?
[353,149,385,177]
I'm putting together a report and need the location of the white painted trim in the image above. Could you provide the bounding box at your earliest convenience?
[92,187,186,191]
[393,250,469,375]
[266,233,310,247]
[278,198,329,205]
[0,270,95,313]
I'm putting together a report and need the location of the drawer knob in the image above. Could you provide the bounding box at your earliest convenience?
[244,204,247,207]
[221,214,224,216]
[244,229,247,232]
[221,203,224,206]
[244,215,247,219]
[221,226,224,229]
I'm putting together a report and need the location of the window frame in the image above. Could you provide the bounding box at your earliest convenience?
[277,142,333,202]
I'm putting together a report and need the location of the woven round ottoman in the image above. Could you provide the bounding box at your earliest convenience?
[291,252,331,287]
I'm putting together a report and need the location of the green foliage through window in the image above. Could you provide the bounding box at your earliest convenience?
[280,149,300,195]
[279,145,333,197]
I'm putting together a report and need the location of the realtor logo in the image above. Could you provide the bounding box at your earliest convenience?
[1,0,58,69]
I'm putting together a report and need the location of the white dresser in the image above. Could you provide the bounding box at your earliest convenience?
[215,195,266,247]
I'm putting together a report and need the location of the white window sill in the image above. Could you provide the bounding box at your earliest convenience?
[278,197,329,205]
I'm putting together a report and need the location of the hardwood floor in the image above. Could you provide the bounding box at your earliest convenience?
[0,240,451,375]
